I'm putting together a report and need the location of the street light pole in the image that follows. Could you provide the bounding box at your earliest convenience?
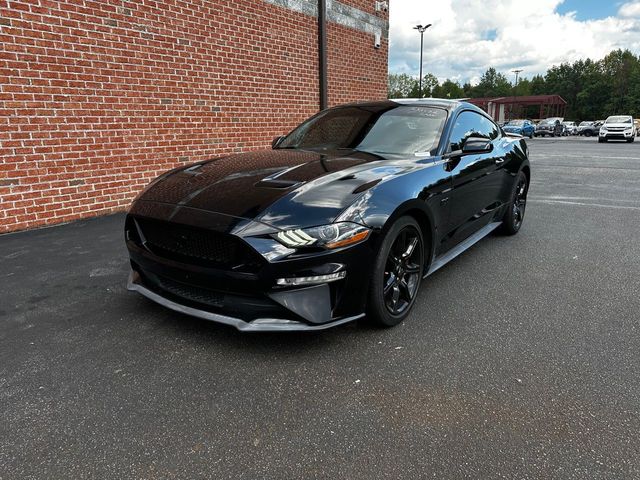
[413,24,432,98]
[512,69,523,87]
[511,69,523,121]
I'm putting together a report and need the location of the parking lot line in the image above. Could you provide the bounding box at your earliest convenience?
[529,198,640,210]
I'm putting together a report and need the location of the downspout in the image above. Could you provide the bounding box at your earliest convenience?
[318,0,328,110]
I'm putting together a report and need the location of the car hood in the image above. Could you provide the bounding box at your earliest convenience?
[604,123,633,128]
[132,148,417,231]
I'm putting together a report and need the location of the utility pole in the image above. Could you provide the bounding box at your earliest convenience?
[413,24,432,98]
[512,69,523,86]
[511,69,523,121]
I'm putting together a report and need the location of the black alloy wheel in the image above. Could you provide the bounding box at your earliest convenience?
[500,171,528,235]
[512,176,527,229]
[367,217,424,327]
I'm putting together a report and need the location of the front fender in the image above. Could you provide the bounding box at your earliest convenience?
[336,160,451,265]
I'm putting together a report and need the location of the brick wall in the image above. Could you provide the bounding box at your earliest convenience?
[0,0,388,233]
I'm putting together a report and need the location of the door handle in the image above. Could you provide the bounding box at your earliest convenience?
[495,158,505,165]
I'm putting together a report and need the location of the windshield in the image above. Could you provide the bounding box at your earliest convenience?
[540,119,555,125]
[277,105,448,156]
[506,120,525,126]
[606,116,632,124]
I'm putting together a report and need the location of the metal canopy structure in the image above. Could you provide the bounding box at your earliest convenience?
[465,95,568,122]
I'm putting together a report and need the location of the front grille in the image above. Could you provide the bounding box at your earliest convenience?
[129,217,263,271]
[155,275,224,307]
[134,266,299,322]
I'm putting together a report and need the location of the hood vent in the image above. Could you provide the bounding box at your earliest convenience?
[352,178,381,194]
[255,179,302,189]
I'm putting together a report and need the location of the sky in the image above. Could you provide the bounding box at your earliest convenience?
[389,0,640,85]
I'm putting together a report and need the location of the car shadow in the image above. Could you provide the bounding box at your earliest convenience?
[127,293,364,354]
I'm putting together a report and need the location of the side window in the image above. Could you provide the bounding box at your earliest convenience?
[448,111,499,151]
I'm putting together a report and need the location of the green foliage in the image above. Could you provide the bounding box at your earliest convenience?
[388,73,441,98]
[512,78,531,97]
[432,79,465,99]
[473,67,512,97]
[417,73,439,98]
[388,49,640,121]
[388,73,418,98]
[529,75,546,95]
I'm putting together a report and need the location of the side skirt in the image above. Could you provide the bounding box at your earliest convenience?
[425,221,502,277]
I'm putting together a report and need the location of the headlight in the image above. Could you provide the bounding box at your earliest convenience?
[274,222,371,249]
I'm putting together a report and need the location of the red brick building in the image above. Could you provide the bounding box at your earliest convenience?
[0,0,389,233]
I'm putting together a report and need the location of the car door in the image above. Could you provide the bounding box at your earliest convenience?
[443,110,506,250]
[524,121,534,137]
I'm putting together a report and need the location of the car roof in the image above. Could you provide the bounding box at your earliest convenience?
[340,98,491,118]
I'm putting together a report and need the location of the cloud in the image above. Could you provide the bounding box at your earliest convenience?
[619,1,640,18]
[389,0,640,84]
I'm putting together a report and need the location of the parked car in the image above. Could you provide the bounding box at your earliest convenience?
[502,119,535,138]
[563,121,578,135]
[635,119,640,136]
[577,121,601,136]
[535,117,564,137]
[599,115,636,143]
[125,99,530,331]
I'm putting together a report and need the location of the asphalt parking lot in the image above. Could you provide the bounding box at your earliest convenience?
[2,136,640,479]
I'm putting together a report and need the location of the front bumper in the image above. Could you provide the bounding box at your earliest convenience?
[125,211,376,331]
[599,130,634,139]
[127,270,363,331]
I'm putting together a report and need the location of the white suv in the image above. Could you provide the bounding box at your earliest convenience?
[599,115,636,143]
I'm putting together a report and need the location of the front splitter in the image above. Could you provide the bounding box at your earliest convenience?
[126,271,363,332]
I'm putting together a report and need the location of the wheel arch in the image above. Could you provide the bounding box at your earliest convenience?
[521,164,531,184]
[380,200,436,270]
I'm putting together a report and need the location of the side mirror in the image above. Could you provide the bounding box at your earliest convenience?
[272,135,285,149]
[462,137,493,154]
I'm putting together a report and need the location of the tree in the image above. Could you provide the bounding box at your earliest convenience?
[601,49,638,115]
[470,68,512,97]
[432,79,465,99]
[388,73,418,98]
[512,78,531,97]
[529,75,546,95]
[462,82,473,97]
[387,49,640,120]
[410,73,439,98]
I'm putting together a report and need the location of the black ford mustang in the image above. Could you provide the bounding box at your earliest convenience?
[125,99,530,331]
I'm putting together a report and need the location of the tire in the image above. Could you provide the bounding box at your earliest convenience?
[598,137,606,143]
[529,132,533,139]
[499,171,528,236]
[585,131,591,137]
[367,216,425,327]
[627,137,634,143]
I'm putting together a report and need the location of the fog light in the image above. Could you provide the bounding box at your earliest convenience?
[276,271,346,286]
